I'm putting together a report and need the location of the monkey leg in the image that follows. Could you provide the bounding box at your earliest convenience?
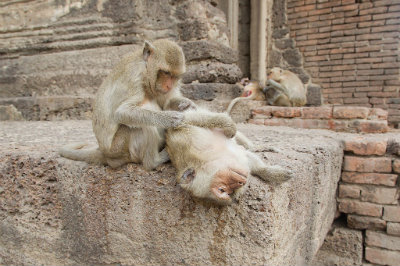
[246,151,293,183]
[234,131,254,150]
[129,127,169,171]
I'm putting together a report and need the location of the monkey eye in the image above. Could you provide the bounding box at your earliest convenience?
[218,187,226,193]
[160,70,172,77]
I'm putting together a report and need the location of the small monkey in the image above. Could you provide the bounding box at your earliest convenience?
[166,108,293,205]
[60,39,195,170]
[226,78,266,114]
[265,67,307,107]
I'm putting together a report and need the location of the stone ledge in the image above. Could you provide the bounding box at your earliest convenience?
[0,121,343,266]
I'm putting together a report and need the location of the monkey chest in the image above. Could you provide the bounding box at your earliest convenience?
[140,98,161,111]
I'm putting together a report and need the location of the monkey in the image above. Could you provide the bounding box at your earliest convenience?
[59,39,196,171]
[165,107,293,205]
[264,67,307,107]
[226,78,266,114]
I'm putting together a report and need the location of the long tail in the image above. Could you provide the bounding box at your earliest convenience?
[226,97,249,115]
[59,143,106,164]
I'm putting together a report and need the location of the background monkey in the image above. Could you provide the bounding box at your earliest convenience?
[60,39,195,170]
[166,108,293,205]
[265,67,307,107]
[226,78,266,114]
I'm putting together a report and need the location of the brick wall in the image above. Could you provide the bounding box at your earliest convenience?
[338,136,400,265]
[286,0,400,127]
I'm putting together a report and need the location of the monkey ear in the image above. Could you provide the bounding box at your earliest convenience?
[143,40,155,62]
[180,168,196,185]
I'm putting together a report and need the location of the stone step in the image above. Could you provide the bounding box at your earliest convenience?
[249,106,390,133]
[0,120,343,265]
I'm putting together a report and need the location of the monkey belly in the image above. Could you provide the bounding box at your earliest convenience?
[128,126,165,163]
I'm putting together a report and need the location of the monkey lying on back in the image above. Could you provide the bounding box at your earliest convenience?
[165,107,293,205]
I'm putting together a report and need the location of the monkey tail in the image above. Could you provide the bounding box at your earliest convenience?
[59,143,106,165]
[226,97,246,115]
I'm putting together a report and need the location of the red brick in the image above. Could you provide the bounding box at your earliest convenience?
[252,106,273,117]
[333,106,370,119]
[301,106,332,119]
[366,230,400,251]
[328,119,349,131]
[270,107,302,118]
[343,156,392,173]
[338,199,383,217]
[343,137,387,156]
[263,119,287,127]
[388,223,400,237]
[339,184,361,199]
[373,12,400,20]
[358,120,389,133]
[360,186,398,204]
[393,159,400,174]
[369,108,388,120]
[384,206,400,222]
[365,247,400,266]
[348,214,386,230]
[342,172,398,186]
[248,118,265,125]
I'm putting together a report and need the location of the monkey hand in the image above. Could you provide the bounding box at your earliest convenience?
[211,114,236,138]
[177,99,197,112]
[258,165,294,184]
[163,111,184,128]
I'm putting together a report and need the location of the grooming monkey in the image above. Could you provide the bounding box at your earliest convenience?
[60,39,195,170]
[226,78,266,114]
[166,108,293,205]
[265,67,307,107]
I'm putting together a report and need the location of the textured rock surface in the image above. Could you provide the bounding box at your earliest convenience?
[0,121,343,266]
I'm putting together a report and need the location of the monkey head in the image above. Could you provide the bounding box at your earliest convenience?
[178,162,248,205]
[142,39,186,96]
[267,67,284,82]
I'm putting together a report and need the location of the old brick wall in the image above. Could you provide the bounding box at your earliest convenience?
[284,0,400,127]
[338,136,400,266]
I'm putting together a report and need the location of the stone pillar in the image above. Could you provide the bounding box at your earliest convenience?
[217,0,239,50]
[250,0,267,85]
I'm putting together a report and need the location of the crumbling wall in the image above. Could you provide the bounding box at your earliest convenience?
[0,0,243,120]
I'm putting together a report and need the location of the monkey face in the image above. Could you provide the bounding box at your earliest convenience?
[267,67,283,81]
[179,166,248,205]
[156,70,180,94]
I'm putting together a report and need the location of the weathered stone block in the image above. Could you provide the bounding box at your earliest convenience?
[311,225,363,266]
[338,184,360,199]
[181,40,238,64]
[183,63,243,84]
[0,105,24,121]
[0,121,343,266]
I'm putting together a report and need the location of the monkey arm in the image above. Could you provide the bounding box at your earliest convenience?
[266,79,290,96]
[183,110,236,138]
[115,102,183,129]
[164,96,197,112]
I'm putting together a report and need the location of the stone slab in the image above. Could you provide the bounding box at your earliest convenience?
[0,121,343,266]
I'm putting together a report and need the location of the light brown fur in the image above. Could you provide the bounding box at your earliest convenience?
[226,78,265,114]
[265,67,307,107]
[60,39,195,170]
[166,108,293,205]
